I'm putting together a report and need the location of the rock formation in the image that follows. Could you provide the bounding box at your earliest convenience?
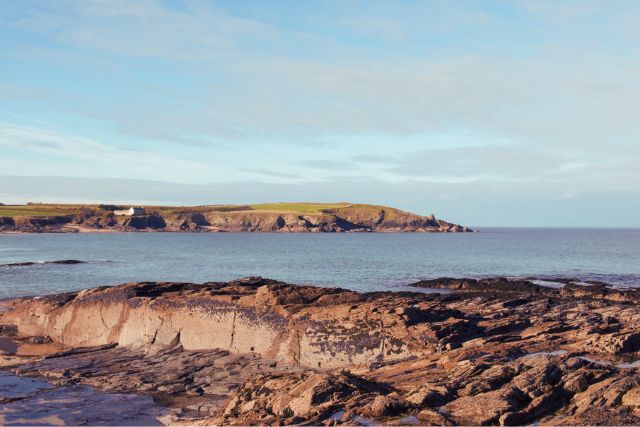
[2,277,640,425]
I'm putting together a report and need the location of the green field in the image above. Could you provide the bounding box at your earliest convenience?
[0,205,88,217]
[249,202,352,214]
[0,202,395,218]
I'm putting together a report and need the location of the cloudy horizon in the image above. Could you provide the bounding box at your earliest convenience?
[1,1,639,226]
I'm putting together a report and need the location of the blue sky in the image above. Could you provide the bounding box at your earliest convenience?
[1,0,639,226]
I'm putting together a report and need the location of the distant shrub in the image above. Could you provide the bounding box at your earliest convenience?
[98,204,125,211]
[75,208,95,219]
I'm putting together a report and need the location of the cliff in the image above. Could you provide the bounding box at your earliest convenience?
[0,203,473,233]
[2,277,640,425]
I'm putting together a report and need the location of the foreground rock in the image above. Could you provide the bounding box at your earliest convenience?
[2,277,640,425]
[0,204,472,233]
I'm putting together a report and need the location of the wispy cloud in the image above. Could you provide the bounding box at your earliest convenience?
[1,1,640,225]
[387,144,590,182]
[0,110,56,128]
[0,121,205,182]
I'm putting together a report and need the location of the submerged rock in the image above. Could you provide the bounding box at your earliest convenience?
[0,259,85,267]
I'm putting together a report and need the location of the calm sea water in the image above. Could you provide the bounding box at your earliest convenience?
[1,228,639,298]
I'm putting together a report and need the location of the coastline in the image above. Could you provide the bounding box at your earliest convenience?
[2,276,640,425]
[0,203,473,234]
[0,225,474,234]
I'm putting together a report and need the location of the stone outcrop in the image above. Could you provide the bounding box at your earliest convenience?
[0,259,84,268]
[1,215,74,232]
[0,278,435,368]
[326,206,465,232]
[2,277,640,425]
[0,204,472,233]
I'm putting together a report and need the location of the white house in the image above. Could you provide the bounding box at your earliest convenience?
[114,206,145,216]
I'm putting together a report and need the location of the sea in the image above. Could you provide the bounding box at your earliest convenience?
[1,228,639,299]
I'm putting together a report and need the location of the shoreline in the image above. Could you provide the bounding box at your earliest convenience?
[2,277,640,425]
[0,227,475,234]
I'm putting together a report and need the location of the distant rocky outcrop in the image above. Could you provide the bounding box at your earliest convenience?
[0,204,472,233]
[2,277,640,425]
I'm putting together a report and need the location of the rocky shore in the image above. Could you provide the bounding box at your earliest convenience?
[2,277,640,425]
[0,204,472,233]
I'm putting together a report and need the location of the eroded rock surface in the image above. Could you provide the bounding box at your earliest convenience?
[2,277,640,425]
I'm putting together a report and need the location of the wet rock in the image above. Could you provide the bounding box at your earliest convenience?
[24,335,52,344]
[0,259,85,267]
[0,325,18,336]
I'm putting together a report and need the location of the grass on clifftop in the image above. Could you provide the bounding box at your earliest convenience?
[0,202,409,218]
[0,205,87,217]
[249,202,352,214]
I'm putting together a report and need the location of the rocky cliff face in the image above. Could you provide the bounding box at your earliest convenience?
[0,215,74,232]
[0,205,472,233]
[0,278,432,368]
[2,277,640,425]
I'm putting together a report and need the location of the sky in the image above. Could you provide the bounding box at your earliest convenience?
[1,0,639,227]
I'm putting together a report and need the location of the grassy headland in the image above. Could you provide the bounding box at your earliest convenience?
[1,202,395,217]
[0,202,470,233]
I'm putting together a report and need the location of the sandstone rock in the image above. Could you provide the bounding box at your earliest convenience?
[146,328,180,355]
[2,277,640,425]
[562,370,592,394]
[219,371,390,424]
[622,387,640,407]
[368,394,410,417]
[404,383,452,407]
[458,363,518,396]
[513,357,562,397]
[417,408,455,426]
[444,386,530,425]
[586,332,640,355]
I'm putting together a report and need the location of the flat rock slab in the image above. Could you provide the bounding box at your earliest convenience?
[8,345,296,424]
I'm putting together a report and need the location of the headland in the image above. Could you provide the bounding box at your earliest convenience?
[0,202,472,233]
